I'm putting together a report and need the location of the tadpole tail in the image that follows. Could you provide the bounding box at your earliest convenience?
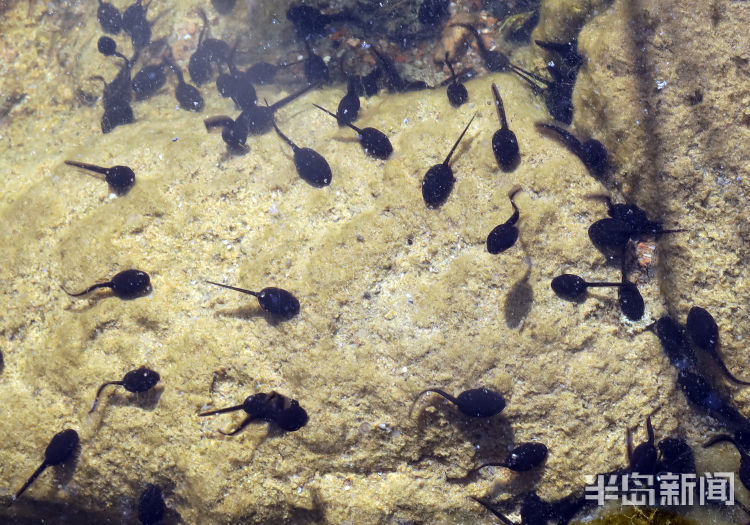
[89,381,123,413]
[204,115,234,131]
[449,23,490,57]
[703,434,736,449]
[205,280,259,297]
[510,64,551,88]
[586,282,625,288]
[535,122,584,158]
[711,355,750,386]
[491,83,508,130]
[506,186,522,226]
[312,103,362,133]
[61,281,112,297]
[652,228,689,235]
[409,388,457,417]
[444,52,458,82]
[88,75,108,88]
[270,81,319,111]
[197,403,245,417]
[470,497,515,525]
[443,113,476,166]
[217,414,259,435]
[64,160,108,178]
[474,462,507,472]
[9,462,47,506]
[271,121,298,152]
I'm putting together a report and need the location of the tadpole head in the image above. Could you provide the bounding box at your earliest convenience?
[110,269,152,299]
[295,148,332,187]
[551,274,587,301]
[455,388,506,418]
[588,218,633,253]
[686,306,719,352]
[106,165,136,194]
[257,287,300,319]
[421,163,455,208]
[503,442,549,471]
[176,83,205,112]
[618,281,644,321]
[492,129,519,171]
[359,128,393,160]
[447,82,468,107]
[486,224,518,254]
[44,429,79,466]
[97,36,118,56]
[122,367,160,393]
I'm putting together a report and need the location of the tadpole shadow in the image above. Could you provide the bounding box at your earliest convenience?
[214,306,284,326]
[62,290,114,312]
[108,385,163,411]
[412,404,516,476]
[52,443,81,491]
[505,245,534,330]
[92,387,163,431]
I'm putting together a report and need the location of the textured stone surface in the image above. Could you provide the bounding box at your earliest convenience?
[0,0,748,524]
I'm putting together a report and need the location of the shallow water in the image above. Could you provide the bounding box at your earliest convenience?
[0,0,749,523]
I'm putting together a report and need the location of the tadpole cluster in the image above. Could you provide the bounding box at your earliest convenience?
[7,1,743,524]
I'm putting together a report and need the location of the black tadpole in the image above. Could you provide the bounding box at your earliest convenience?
[166,55,204,112]
[627,415,657,474]
[658,437,696,475]
[272,119,332,187]
[312,103,393,160]
[444,52,468,107]
[132,62,168,101]
[90,366,161,413]
[235,82,318,136]
[536,122,607,179]
[551,273,624,301]
[687,306,750,385]
[303,40,329,84]
[648,316,695,372]
[336,77,361,126]
[450,23,510,72]
[203,115,249,155]
[410,387,506,418]
[205,280,300,319]
[97,36,118,57]
[475,442,548,473]
[618,281,644,321]
[9,429,79,506]
[97,1,123,34]
[587,218,633,255]
[122,0,151,51]
[508,62,576,125]
[486,187,522,254]
[421,113,476,208]
[138,484,166,525]
[198,391,308,434]
[63,269,152,300]
[491,83,519,171]
[64,160,136,194]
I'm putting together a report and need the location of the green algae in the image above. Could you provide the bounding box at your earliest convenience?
[588,507,697,525]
